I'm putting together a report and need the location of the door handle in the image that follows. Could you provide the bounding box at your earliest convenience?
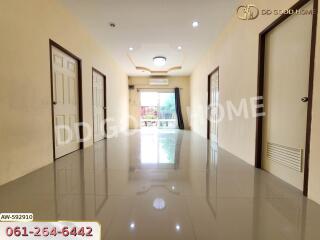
[301,97,308,103]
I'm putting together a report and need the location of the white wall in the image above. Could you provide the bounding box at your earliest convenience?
[0,0,129,185]
[190,0,320,204]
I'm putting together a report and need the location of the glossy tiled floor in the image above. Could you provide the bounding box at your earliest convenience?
[1,129,320,240]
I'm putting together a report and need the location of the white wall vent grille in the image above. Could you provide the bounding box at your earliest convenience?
[267,142,303,172]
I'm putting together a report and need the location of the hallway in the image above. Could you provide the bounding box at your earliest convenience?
[1,130,320,240]
[1,0,320,239]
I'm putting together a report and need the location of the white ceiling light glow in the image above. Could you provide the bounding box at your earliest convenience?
[176,224,181,231]
[153,198,166,210]
[129,222,135,230]
[192,21,199,28]
[129,47,134,51]
[153,56,167,67]
[177,46,182,50]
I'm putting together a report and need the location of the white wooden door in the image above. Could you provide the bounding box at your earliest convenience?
[209,70,219,143]
[93,70,106,142]
[52,46,80,158]
[262,1,313,190]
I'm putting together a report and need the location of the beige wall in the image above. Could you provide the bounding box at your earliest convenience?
[0,0,129,185]
[190,0,320,204]
[128,77,190,129]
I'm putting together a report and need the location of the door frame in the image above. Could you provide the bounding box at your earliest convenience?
[255,0,318,196]
[207,66,219,140]
[49,39,84,160]
[92,67,107,142]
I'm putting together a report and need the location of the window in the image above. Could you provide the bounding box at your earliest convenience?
[140,91,177,129]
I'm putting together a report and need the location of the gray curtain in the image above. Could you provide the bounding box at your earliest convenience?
[174,88,184,129]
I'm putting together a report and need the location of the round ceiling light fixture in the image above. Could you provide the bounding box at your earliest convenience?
[177,46,182,51]
[153,198,166,210]
[129,47,134,51]
[153,56,167,67]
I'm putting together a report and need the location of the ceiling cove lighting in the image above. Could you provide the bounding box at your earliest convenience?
[192,21,199,28]
[153,56,167,67]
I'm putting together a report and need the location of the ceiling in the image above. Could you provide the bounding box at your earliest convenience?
[58,0,240,76]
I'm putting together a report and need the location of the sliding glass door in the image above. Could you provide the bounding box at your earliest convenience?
[140,91,158,128]
[140,90,178,129]
[159,92,177,128]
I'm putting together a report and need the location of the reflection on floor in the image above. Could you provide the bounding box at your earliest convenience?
[1,129,320,240]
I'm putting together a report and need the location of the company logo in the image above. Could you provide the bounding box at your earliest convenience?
[237,4,260,20]
[237,4,316,21]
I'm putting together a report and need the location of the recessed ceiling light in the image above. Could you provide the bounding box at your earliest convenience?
[176,224,181,231]
[153,56,167,67]
[129,47,134,51]
[129,222,135,229]
[192,21,199,28]
[177,46,182,51]
[109,22,116,28]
